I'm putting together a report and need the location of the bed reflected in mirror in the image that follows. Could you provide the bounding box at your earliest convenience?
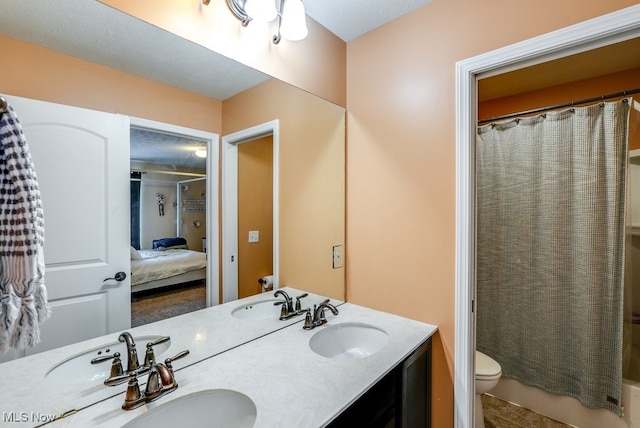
[129,128,210,327]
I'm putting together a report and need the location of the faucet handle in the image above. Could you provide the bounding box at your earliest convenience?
[165,350,190,369]
[275,300,290,319]
[148,336,170,347]
[303,308,314,330]
[91,352,124,378]
[104,369,146,410]
[121,371,145,410]
[144,336,170,367]
[104,369,135,387]
[295,293,308,312]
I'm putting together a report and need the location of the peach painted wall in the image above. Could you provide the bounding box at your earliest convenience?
[479,67,640,130]
[99,0,346,107]
[0,36,222,132]
[346,1,639,426]
[223,79,346,300]
[238,135,274,298]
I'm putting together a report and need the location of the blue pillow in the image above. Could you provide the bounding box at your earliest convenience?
[152,237,187,250]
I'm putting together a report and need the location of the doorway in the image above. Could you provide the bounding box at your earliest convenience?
[222,120,279,303]
[129,117,219,327]
[454,5,640,427]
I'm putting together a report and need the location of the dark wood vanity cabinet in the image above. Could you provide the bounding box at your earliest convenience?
[327,338,432,428]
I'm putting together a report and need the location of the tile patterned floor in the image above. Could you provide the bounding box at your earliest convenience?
[482,394,573,428]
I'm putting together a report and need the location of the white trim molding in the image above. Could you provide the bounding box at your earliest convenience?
[221,120,280,303]
[454,5,640,427]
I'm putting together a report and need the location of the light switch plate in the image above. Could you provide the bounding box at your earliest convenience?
[332,245,344,269]
[248,230,259,243]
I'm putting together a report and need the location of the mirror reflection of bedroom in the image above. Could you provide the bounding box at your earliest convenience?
[129,127,208,327]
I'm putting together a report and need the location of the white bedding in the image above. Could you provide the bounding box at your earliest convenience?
[131,249,207,286]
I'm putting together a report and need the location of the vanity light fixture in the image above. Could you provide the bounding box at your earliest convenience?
[245,0,277,22]
[202,0,308,44]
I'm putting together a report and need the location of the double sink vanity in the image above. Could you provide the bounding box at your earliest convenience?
[1,288,437,427]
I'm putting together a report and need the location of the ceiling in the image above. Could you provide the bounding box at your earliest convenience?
[0,0,432,170]
[303,0,433,42]
[4,1,636,168]
[129,128,209,173]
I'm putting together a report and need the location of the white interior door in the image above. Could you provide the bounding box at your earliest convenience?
[4,95,131,359]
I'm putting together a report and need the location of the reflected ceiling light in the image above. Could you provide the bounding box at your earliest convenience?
[203,0,308,44]
[195,149,207,158]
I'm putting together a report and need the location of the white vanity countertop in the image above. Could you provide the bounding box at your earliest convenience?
[0,287,335,426]
[47,302,437,427]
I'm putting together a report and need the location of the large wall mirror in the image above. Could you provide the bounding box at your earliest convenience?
[0,0,345,366]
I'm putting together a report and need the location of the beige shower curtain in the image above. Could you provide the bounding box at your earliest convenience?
[476,99,630,414]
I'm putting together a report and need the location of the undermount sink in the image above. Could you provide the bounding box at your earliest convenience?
[232,299,281,320]
[122,389,257,428]
[44,335,171,387]
[309,322,389,359]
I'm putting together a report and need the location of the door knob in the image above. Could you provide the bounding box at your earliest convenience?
[104,271,127,282]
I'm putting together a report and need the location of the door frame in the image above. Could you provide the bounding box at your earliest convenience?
[454,5,640,427]
[130,117,220,307]
[222,120,279,303]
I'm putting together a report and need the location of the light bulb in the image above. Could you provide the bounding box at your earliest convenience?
[280,0,308,41]
[244,0,277,22]
[195,149,207,158]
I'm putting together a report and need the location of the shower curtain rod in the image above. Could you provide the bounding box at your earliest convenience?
[478,87,640,125]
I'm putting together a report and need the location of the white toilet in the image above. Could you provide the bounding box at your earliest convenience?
[475,350,502,428]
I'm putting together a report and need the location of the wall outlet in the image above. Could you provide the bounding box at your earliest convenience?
[332,245,344,269]
[248,230,259,243]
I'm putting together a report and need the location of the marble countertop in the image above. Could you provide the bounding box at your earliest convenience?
[46,302,437,427]
[0,287,337,426]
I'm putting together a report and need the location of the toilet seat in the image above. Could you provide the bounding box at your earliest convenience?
[476,351,501,380]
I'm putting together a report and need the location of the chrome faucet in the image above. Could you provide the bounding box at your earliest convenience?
[92,334,169,386]
[274,290,294,313]
[118,332,140,372]
[303,299,339,329]
[145,350,190,402]
[104,349,190,411]
[274,290,307,320]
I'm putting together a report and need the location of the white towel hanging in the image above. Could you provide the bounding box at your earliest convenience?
[0,99,51,352]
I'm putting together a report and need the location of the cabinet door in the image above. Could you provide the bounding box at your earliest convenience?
[401,339,432,427]
[326,338,432,428]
